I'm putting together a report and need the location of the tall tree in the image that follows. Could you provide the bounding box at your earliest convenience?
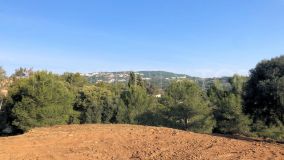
[230,75,247,95]
[4,71,79,132]
[165,80,215,133]
[74,85,117,124]
[208,76,251,135]
[128,72,137,87]
[128,72,144,88]
[120,72,153,123]
[120,85,151,123]
[244,56,284,126]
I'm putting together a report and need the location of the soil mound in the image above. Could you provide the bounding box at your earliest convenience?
[0,124,283,160]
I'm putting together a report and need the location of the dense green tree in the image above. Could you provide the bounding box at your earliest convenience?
[113,97,128,123]
[135,102,171,127]
[230,75,247,95]
[164,80,215,133]
[118,72,154,123]
[74,85,117,124]
[244,56,284,126]
[278,77,284,107]
[97,82,129,123]
[208,75,251,135]
[120,85,152,123]
[4,71,79,132]
[214,94,251,134]
[207,80,228,105]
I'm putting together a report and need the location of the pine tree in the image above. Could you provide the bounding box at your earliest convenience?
[165,80,215,133]
[5,71,79,132]
[208,75,251,135]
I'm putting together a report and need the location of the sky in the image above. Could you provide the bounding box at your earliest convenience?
[0,0,283,78]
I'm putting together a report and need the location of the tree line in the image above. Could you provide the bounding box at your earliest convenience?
[0,55,283,141]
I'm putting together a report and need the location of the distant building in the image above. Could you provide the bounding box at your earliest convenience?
[179,76,187,79]
[108,79,115,83]
[142,78,151,80]
[155,94,161,98]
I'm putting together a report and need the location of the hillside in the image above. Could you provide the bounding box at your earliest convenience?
[0,124,283,160]
[85,71,230,89]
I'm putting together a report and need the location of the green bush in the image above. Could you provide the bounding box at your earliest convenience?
[208,76,251,135]
[252,121,284,141]
[6,71,79,132]
[244,56,284,126]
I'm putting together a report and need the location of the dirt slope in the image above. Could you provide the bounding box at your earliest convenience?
[0,124,283,160]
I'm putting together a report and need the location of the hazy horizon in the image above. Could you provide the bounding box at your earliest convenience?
[1,0,284,78]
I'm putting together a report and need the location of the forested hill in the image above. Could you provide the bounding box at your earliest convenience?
[85,71,230,89]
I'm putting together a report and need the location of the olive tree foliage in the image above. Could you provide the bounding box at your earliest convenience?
[208,75,251,135]
[163,80,215,133]
[4,71,79,132]
[244,56,284,126]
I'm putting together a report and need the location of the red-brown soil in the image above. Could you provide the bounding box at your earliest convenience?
[0,124,283,160]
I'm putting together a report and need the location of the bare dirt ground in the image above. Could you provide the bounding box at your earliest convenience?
[0,124,283,160]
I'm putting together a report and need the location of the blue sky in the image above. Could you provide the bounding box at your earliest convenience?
[0,0,283,77]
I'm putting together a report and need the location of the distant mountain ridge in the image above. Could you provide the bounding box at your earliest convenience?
[85,71,230,89]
